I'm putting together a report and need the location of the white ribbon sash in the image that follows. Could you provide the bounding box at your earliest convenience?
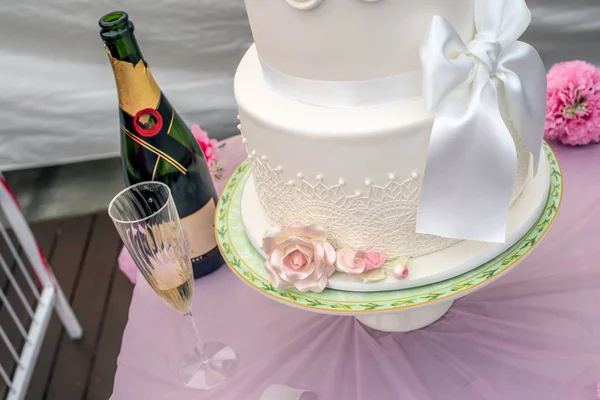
[258,55,422,109]
[415,0,547,243]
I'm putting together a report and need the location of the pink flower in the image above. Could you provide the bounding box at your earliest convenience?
[391,264,409,279]
[336,248,386,275]
[191,125,219,167]
[262,221,336,293]
[544,60,600,146]
[361,256,410,283]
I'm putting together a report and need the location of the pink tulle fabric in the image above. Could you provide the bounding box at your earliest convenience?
[114,137,600,400]
[544,60,600,146]
[191,124,219,168]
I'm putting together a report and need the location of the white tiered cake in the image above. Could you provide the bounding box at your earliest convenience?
[234,0,547,293]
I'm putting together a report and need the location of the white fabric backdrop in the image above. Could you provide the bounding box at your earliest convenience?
[0,0,598,171]
[0,0,252,171]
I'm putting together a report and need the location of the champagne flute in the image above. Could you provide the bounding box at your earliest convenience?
[108,181,238,389]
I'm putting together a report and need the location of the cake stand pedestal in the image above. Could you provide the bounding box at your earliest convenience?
[215,143,562,332]
[356,300,454,332]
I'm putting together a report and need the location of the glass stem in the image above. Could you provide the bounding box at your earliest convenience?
[185,311,206,361]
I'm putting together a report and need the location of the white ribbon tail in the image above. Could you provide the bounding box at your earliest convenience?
[497,41,547,173]
[416,66,517,243]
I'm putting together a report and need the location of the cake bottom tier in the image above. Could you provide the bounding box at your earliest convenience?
[235,44,532,259]
[240,149,551,292]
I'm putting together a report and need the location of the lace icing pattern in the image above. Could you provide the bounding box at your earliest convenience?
[247,155,458,258]
[243,121,530,259]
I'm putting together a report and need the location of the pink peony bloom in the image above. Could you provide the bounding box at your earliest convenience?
[191,124,219,167]
[262,221,336,293]
[544,60,600,146]
[336,249,386,275]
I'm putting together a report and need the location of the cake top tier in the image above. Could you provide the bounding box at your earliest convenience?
[244,0,476,81]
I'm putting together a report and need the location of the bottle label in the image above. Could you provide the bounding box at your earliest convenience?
[120,94,193,177]
[105,47,161,117]
[180,198,218,261]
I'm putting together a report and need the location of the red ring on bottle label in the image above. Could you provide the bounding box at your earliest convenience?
[133,108,163,137]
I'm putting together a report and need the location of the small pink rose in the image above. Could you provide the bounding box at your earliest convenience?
[262,221,335,293]
[359,251,386,271]
[392,264,409,279]
[336,248,366,275]
[336,249,386,275]
[191,124,219,168]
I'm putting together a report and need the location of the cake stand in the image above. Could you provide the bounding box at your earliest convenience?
[215,143,562,332]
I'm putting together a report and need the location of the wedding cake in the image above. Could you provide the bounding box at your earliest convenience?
[234,0,547,292]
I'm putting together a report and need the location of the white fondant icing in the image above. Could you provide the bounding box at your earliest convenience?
[284,0,381,12]
[284,0,324,11]
[245,0,476,80]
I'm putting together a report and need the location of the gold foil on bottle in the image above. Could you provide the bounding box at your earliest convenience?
[105,46,161,117]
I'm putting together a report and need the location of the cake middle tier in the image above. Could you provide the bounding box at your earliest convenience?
[234,45,532,258]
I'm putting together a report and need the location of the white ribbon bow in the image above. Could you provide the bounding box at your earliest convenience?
[415,0,547,243]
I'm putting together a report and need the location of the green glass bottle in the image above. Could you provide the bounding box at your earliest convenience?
[99,11,223,279]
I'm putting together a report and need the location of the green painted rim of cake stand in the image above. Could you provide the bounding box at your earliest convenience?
[215,142,562,314]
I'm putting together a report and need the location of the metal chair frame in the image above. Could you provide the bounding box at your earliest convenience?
[0,174,82,400]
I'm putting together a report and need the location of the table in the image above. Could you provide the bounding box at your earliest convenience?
[111,136,600,400]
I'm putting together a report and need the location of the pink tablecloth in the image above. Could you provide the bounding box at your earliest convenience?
[111,136,600,400]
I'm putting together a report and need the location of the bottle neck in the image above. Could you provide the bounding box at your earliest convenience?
[100,12,143,64]
[103,28,144,65]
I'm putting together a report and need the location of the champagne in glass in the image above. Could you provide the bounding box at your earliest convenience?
[108,181,238,389]
[149,262,193,314]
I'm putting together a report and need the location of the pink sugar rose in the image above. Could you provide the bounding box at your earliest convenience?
[262,221,336,293]
[336,248,386,275]
[191,124,219,167]
[544,60,600,146]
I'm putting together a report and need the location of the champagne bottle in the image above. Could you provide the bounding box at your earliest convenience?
[99,11,223,279]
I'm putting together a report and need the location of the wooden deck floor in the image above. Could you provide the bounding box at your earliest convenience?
[0,212,132,400]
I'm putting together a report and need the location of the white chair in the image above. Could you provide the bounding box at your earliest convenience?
[0,173,82,400]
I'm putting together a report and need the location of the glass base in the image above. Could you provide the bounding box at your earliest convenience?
[178,342,239,389]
